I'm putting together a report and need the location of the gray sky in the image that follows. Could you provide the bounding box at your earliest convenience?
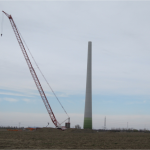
[1,1,150,129]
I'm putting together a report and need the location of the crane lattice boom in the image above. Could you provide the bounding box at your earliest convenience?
[2,11,60,128]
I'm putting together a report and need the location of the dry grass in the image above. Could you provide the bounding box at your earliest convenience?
[0,128,150,149]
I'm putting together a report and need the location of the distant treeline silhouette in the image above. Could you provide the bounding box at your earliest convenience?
[97,128,150,132]
[0,126,24,129]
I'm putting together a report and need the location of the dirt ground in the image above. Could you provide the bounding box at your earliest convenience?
[0,128,150,149]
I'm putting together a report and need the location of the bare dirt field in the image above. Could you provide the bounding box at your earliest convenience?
[0,128,150,149]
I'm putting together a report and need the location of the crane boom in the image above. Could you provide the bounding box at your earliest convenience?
[2,11,60,128]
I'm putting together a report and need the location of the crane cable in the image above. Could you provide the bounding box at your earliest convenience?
[17,28,69,119]
[1,12,4,36]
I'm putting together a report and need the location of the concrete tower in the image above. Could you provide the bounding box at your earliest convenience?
[84,41,92,129]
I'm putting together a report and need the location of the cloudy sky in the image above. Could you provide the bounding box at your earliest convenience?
[0,1,150,129]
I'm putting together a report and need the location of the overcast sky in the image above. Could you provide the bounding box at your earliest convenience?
[0,1,150,129]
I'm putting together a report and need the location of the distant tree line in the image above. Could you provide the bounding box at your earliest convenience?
[0,126,24,129]
[96,128,150,132]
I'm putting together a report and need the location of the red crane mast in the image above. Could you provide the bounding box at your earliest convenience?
[2,11,61,128]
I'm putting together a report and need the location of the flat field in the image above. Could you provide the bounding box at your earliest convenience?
[0,128,150,149]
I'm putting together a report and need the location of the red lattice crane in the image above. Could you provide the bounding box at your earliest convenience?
[2,11,64,129]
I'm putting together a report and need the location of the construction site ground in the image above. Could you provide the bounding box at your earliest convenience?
[0,128,150,149]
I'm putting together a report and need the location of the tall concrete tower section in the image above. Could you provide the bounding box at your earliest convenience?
[84,41,92,129]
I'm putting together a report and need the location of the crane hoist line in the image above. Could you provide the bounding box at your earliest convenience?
[2,11,70,130]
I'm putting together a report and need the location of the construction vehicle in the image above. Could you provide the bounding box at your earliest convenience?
[2,11,70,130]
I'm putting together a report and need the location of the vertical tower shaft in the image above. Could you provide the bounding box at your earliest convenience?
[84,41,92,129]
